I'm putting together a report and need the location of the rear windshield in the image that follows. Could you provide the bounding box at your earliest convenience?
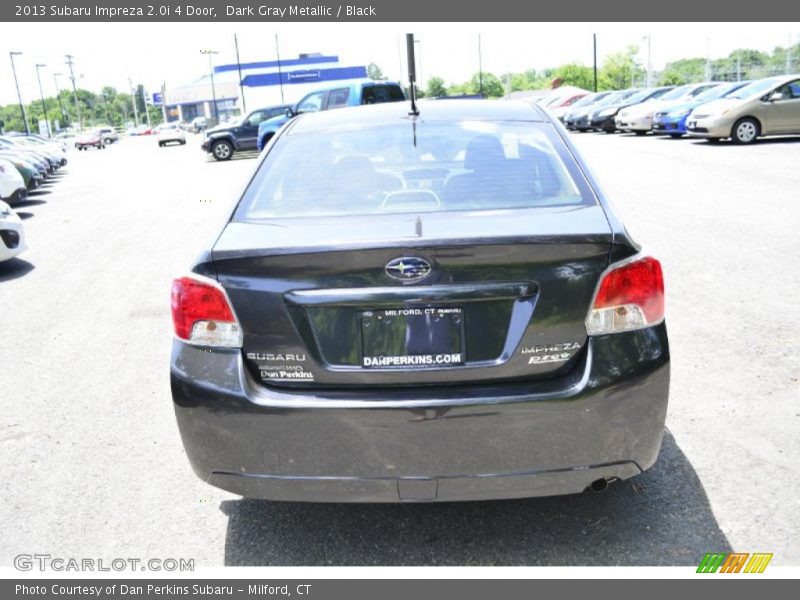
[362,85,406,104]
[235,121,591,220]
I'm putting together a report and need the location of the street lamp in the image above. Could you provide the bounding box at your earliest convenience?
[200,49,219,124]
[9,51,29,134]
[35,63,50,137]
[53,72,68,126]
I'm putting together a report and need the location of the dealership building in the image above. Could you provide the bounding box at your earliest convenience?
[163,53,369,122]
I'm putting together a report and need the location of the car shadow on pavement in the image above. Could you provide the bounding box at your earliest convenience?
[687,136,800,147]
[220,430,730,566]
[13,199,47,209]
[0,258,35,282]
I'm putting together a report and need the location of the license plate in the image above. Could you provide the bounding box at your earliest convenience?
[360,307,464,368]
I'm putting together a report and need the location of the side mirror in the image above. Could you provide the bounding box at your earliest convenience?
[768,91,783,102]
[286,107,296,118]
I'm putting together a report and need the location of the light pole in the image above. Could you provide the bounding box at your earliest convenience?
[9,52,29,134]
[53,72,68,127]
[35,64,50,136]
[200,49,219,124]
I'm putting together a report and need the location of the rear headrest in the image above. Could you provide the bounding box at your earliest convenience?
[464,134,506,171]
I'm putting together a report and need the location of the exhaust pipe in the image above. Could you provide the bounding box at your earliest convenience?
[589,478,609,494]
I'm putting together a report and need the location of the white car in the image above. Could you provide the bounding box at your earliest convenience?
[0,159,27,205]
[616,82,719,134]
[157,123,187,147]
[0,200,27,263]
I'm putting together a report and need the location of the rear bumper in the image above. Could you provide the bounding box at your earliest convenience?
[171,324,670,502]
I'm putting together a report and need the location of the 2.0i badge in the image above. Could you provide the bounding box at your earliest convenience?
[385,257,432,282]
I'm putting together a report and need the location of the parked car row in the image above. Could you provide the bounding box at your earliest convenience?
[558,74,800,144]
[0,133,67,204]
[198,79,406,161]
[0,132,69,263]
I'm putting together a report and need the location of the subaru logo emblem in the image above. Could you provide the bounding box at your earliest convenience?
[385,257,432,282]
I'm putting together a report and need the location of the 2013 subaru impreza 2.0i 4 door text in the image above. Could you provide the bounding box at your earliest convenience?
[170,100,670,502]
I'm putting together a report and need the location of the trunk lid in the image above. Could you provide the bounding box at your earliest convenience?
[212,205,612,388]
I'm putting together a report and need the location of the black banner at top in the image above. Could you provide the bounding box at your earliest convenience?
[2,0,800,22]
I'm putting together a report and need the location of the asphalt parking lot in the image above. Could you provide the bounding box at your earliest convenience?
[1,130,798,567]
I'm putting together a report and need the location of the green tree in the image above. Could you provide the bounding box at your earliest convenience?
[552,63,595,90]
[367,63,386,80]
[599,45,643,90]
[468,72,504,98]
[426,76,447,97]
[659,70,686,86]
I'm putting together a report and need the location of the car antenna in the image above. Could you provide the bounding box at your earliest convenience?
[406,34,420,116]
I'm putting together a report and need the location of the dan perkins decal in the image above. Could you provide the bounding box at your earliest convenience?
[246,352,314,381]
[520,342,581,365]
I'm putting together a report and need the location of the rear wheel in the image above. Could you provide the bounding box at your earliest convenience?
[211,140,233,161]
[634,130,647,136]
[732,118,759,144]
[669,133,683,139]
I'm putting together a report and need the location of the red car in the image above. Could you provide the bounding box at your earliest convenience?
[75,130,106,151]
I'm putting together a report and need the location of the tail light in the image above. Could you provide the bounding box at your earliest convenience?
[586,256,665,335]
[171,275,242,348]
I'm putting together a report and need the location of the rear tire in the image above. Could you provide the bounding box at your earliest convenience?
[211,139,233,161]
[732,118,759,144]
[669,133,683,139]
[634,130,647,136]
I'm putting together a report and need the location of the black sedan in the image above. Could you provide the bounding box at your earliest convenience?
[170,99,670,502]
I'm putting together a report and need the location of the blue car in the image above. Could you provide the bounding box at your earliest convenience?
[652,81,751,137]
[257,80,405,151]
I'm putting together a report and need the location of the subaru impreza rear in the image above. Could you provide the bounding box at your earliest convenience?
[170,100,670,502]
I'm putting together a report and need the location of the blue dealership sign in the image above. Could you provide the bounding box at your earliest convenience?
[152,92,164,106]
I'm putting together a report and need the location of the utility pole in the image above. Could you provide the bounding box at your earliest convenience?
[9,52,29,134]
[786,34,793,75]
[274,36,284,104]
[646,34,652,87]
[128,77,140,126]
[737,52,742,82]
[53,73,67,127]
[65,54,82,130]
[200,50,219,122]
[35,64,50,136]
[234,34,246,112]
[142,85,152,128]
[704,38,712,81]
[161,82,167,123]
[593,34,598,92]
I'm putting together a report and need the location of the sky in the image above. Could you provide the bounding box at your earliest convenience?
[1,22,798,106]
